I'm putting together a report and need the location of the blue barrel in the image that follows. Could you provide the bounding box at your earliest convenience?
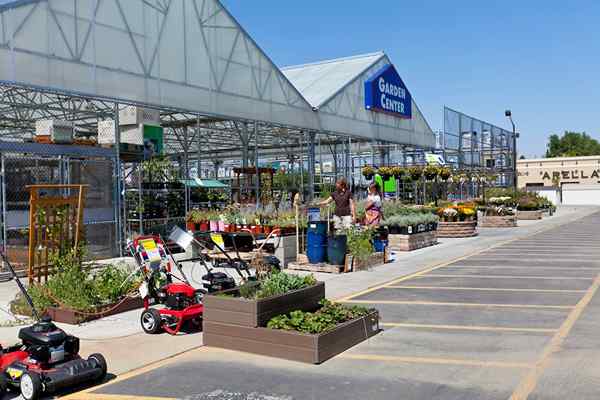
[327,235,347,265]
[373,239,388,253]
[307,207,321,222]
[307,221,328,263]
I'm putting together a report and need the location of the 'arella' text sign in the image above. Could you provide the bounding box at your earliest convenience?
[365,64,412,119]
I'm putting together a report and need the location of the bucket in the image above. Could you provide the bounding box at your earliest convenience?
[373,238,388,253]
[307,222,328,263]
[327,235,347,265]
[307,221,328,236]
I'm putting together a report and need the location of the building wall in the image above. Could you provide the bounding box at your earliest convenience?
[517,156,600,188]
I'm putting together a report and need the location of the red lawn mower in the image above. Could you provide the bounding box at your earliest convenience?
[0,251,107,400]
[128,233,237,335]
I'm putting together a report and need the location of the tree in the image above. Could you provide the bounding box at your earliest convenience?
[545,131,600,158]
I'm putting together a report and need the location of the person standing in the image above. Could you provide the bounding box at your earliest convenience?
[319,178,355,231]
[364,182,383,225]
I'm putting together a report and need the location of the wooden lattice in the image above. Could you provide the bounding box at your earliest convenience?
[27,185,88,284]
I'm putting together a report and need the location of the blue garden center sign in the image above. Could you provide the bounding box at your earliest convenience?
[365,64,412,119]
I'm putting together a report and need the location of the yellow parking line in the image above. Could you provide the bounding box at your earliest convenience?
[386,285,586,293]
[341,300,574,309]
[382,322,557,334]
[337,212,596,302]
[339,354,531,369]
[421,274,594,280]
[510,274,600,400]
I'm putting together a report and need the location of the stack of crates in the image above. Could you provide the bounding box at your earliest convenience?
[35,120,74,144]
[97,106,161,149]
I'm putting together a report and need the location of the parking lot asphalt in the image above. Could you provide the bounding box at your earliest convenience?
[61,211,600,400]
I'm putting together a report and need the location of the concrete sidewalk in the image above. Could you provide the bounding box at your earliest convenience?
[0,205,596,378]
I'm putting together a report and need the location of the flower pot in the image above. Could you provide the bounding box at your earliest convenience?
[381,174,391,181]
[218,221,225,232]
[199,221,210,232]
[364,174,374,180]
[263,225,273,235]
[209,220,219,232]
[186,222,196,232]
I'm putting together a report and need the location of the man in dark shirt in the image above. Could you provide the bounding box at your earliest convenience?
[319,178,356,231]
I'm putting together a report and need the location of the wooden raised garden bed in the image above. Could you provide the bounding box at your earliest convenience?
[203,310,380,364]
[517,210,543,220]
[45,296,144,325]
[437,220,478,238]
[203,282,325,327]
[479,215,517,228]
[388,231,437,251]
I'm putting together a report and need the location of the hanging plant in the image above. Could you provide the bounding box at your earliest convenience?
[439,167,452,181]
[362,165,376,180]
[377,166,394,180]
[408,166,423,181]
[423,165,440,181]
[391,166,405,179]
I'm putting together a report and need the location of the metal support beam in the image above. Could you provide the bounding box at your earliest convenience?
[254,121,260,209]
[308,131,316,201]
[113,103,123,256]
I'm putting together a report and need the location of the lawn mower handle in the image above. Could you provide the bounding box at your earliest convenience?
[0,249,41,321]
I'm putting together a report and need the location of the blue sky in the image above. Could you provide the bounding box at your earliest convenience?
[222,0,600,157]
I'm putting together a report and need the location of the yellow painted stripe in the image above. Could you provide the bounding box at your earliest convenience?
[341,300,574,309]
[386,285,586,293]
[510,274,600,400]
[382,322,557,334]
[422,274,594,280]
[467,258,600,263]
[62,395,176,400]
[339,354,531,369]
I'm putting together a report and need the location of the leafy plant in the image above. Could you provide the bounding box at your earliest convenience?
[423,165,440,180]
[408,166,423,181]
[235,272,316,300]
[391,166,405,178]
[10,248,140,316]
[362,165,376,178]
[267,299,374,334]
[377,166,394,177]
[344,225,374,262]
[439,167,452,181]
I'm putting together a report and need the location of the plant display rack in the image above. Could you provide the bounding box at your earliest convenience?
[46,297,144,325]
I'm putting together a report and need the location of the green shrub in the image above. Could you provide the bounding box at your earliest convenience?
[267,299,374,334]
[10,249,140,316]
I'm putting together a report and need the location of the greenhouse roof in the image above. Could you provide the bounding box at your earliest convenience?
[281,52,385,109]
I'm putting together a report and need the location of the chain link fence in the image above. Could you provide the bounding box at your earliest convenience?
[0,146,119,272]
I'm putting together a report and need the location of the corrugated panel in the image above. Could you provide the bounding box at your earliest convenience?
[282,52,384,108]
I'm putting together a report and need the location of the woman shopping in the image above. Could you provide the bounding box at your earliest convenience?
[319,178,356,231]
[364,182,383,226]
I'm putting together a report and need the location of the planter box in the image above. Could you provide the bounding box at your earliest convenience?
[45,296,144,325]
[204,311,380,364]
[203,282,325,327]
[517,210,543,220]
[437,220,478,238]
[480,215,517,228]
[388,231,437,252]
[346,252,385,272]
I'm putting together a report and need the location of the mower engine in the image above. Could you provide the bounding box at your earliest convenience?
[18,319,79,365]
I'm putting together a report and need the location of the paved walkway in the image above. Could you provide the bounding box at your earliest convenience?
[52,206,600,400]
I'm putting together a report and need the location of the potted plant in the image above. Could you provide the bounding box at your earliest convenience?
[423,165,440,181]
[439,167,452,181]
[391,166,405,179]
[362,165,376,180]
[187,209,205,231]
[408,166,423,181]
[377,166,394,181]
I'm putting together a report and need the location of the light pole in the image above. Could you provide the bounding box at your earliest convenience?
[505,110,518,192]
